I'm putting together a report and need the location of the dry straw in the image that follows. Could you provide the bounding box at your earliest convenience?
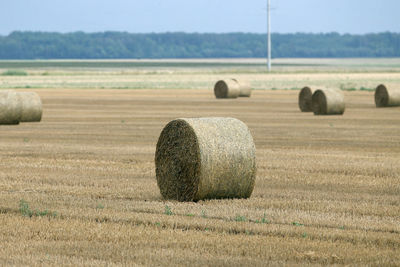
[312,88,345,115]
[155,117,256,202]
[232,79,252,97]
[18,92,42,122]
[375,84,400,107]
[214,80,240,99]
[0,90,22,125]
[298,86,315,112]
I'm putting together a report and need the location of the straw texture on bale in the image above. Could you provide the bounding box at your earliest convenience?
[231,79,252,97]
[18,92,42,122]
[298,86,314,112]
[375,84,400,107]
[214,80,240,99]
[155,117,256,202]
[0,90,21,125]
[312,88,345,115]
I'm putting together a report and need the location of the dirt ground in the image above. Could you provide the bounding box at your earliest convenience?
[0,88,399,266]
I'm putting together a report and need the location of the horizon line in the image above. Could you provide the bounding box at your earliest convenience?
[1,30,399,36]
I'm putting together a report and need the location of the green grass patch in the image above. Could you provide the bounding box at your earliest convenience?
[360,86,374,92]
[234,215,247,222]
[255,213,269,224]
[19,199,57,218]
[201,210,207,218]
[341,83,375,91]
[1,69,28,76]
[164,205,173,216]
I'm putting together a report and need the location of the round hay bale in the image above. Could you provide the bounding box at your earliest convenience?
[298,86,314,112]
[231,79,252,97]
[214,80,240,99]
[18,92,42,122]
[155,117,256,202]
[374,84,400,107]
[0,90,22,125]
[312,88,345,115]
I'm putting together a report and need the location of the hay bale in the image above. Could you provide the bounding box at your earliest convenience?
[214,80,240,99]
[155,117,256,202]
[231,79,252,97]
[0,90,22,125]
[298,86,315,112]
[312,88,345,115]
[375,84,400,107]
[18,92,42,122]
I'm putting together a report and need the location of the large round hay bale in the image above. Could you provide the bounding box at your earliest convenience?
[155,117,256,202]
[312,88,345,115]
[231,79,252,97]
[214,80,240,99]
[0,90,22,125]
[18,92,42,122]
[375,84,400,107]
[298,86,314,112]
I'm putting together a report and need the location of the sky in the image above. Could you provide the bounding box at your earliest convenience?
[0,0,399,35]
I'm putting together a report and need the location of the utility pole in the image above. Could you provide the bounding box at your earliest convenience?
[267,0,271,72]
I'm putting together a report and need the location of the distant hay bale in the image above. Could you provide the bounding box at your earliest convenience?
[312,88,345,115]
[374,84,400,107]
[232,79,252,97]
[0,90,22,125]
[298,86,314,112]
[214,80,240,99]
[18,92,42,122]
[155,117,256,202]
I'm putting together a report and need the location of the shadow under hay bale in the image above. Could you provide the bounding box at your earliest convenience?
[0,90,22,125]
[375,84,400,107]
[155,117,256,202]
[214,80,240,99]
[298,86,314,112]
[312,88,345,115]
[231,79,252,97]
[18,92,42,122]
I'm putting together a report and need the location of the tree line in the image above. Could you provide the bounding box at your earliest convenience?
[0,31,399,59]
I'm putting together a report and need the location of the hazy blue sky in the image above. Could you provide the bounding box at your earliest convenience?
[0,0,399,35]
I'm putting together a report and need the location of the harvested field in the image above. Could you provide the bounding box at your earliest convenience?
[1,58,400,91]
[0,85,399,265]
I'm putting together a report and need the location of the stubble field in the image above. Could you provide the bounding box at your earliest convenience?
[0,59,399,266]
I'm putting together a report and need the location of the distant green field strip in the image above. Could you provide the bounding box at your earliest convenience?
[0,81,213,89]
[0,61,326,69]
